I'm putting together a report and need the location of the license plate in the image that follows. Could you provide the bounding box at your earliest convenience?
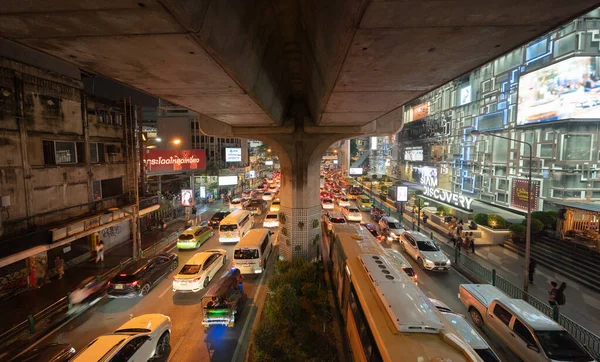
[115,284,123,290]
[179,281,187,285]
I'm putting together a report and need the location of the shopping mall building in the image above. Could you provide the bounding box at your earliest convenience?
[398,8,600,237]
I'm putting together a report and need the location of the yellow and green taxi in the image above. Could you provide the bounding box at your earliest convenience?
[177,226,214,250]
[270,198,281,212]
[357,195,373,211]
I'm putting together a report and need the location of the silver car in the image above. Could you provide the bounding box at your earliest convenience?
[400,230,451,271]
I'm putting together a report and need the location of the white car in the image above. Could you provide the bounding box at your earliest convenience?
[379,216,405,241]
[400,231,451,271]
[229,198,244,210]
[342,206,362,222]
[71,314,172,362]
[429,299,501,362]
[173,249,228,292]
[263,212,280,228]
[262,192,273,201]
[337,196,350,207]
[321,198,334,210]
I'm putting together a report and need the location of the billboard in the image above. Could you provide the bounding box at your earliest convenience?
[181,189,193,206]
[460,85,472,105]
[510,178,540,211]
[200,186,206,199]
[349,167,363,175]
[219,176,238,186]
[411,102,429,121]
[247,170,256,178]
[396,186,408,202]
[517,56,600,125]
[265,160,274,166]
[225,148,242,162]
[404,147,423,161]
[143,149,206,174]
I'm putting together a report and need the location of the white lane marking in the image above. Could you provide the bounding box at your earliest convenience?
[231,258,269,362]
[158,283,172,298]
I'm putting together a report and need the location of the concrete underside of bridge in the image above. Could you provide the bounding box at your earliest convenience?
[2,0,597,259]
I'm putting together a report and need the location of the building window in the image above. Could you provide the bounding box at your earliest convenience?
[563,135,592,161]
[90,143,105,163]
[43,141,84,165]
[98,110,105,123]
[93,177,123,200]
[539,144,554,158]
[114,113,123,126]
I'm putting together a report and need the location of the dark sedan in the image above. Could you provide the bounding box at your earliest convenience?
[108,253,178,298]
[362,223,384,242]
[208,211,231,228]
[10,343,76,362]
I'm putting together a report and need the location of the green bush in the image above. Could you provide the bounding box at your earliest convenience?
[487,214,506,229]
[509,224,527,240]
[473,213,489,226]
[532,211,556,229]
[380,185,388,193]
[521,218,544,234]
[437,205,451,216]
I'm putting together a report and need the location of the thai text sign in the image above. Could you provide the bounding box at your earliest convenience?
[511,178,540,211]
[144,149,206,174]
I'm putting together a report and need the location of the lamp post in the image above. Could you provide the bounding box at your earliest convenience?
[471,130,533,294]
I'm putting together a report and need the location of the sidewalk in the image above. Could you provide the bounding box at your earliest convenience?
[367,189,600,336]
[0,203,223,335]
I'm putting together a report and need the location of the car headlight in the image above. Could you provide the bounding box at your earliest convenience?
[446,260,451,266]
[425,259,433,265]
[389,232,397,238]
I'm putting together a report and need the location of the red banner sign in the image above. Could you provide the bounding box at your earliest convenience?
[511,178,540,211]
[143,149,206,174]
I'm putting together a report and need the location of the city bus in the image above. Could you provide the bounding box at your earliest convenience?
[327,224,480,362]
[347,185,363,200]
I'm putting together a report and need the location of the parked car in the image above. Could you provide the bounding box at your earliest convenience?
[337,196,350,208]
[321,198,334,210]
[459,284,594,362]
[208,211,231,228]
[270,198,281,212]
[399,231,451,271]
[245,199,267,215]
[379,216,404,241]
[342,206,362,222]
[71,314,172,362]
[10,343,76,362]
[177,225,213,249]
[263,212,280,228]
[324,212,347,231]
[429,298,501,362]
[108,253,179,298]
[173,249,228,292]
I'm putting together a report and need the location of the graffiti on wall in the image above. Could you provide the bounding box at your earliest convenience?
[0,260,29,299]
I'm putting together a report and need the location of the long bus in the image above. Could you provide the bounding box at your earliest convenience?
[327,224,480,362]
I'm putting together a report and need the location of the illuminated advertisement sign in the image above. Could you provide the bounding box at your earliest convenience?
[181,189,193,206]
[510,178,540,211]
[218,176,238,186]
[144,149,206,174]
[225,148,242,162]
[349,168,363,175]
[200,186,206,199]
[404,147,423,161]
[265,160,274,166]
[411,102,429,121]
[370,137,377,150]
[517,56,600,125]
[460,85,472,105]
[396,186,408,202]
[247,170,256,178]
[419,166,473,210]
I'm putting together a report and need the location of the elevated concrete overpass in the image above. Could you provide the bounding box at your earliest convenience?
[1,0,597,259]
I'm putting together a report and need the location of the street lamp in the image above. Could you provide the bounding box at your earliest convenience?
[471,129,533,294]
[172,138,181,146]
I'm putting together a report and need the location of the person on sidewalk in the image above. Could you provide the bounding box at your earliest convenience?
[548,281,559,306]
[456,236,463,252]
[464,235,471,253]
[29,261,37,288]
[450,231,457,247]
[528,258,537,284]
[54,256,65,279]
[556,282,567,307]
[469,232,475,253]
[95,240,105,263]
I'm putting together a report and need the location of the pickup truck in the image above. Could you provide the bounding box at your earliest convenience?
[459,284,595,362]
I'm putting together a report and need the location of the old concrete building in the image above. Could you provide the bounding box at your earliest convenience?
[0,54,136,298]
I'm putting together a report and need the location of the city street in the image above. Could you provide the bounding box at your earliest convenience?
[39,206,275,362]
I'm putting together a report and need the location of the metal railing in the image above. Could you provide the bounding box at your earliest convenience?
[0,228,183,355]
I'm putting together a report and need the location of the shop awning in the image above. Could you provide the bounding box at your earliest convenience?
[549,201,600,214]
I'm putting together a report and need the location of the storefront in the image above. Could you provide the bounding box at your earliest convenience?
[552,201,600,250]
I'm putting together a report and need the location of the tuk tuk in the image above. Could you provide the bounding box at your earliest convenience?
[201,276,244,328]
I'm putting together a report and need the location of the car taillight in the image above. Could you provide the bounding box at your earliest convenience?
[107,281,111,287]
[414,274,418,283]
[259,259,262,267]
[192,277,202,283]
[129,281,139,287]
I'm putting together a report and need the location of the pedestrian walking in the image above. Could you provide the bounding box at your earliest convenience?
[556,282,567,306]
[95,240,105,263]
[450,232,457,247]
[528,258,537,284]
[548,281,559,306]
[456,236,463,252]
[54,256,65,279]
[464,236,471,253]
[469,232,475,253]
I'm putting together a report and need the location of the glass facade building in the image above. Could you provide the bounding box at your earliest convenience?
[398,8,600,213]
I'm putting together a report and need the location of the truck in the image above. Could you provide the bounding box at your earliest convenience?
[459,284,595,362]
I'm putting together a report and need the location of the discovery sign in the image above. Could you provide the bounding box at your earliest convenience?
[419,166,474,211]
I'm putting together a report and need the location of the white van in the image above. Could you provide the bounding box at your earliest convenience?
[232,229,274,274]
[219,209,253,243]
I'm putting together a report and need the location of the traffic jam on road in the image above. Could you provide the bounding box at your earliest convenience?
[10,173,283,362]
[319,168,595,362]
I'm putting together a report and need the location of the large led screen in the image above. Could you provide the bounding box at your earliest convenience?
[404,147,423,161]
[517,56,600,125]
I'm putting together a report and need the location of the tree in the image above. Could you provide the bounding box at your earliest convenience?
[532,211,556,229]
[473,213,489,226]
[350,139,359,158]
[437,205,451,216]
[487,214,506,229]
[204,162,220,176]
[509,224,527,241]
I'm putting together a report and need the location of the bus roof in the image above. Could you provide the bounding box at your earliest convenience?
[333,224,479,362]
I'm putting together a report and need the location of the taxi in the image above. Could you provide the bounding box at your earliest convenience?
[356,195,373,211]
[177,226,214,250]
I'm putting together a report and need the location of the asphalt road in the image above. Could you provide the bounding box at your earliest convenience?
[42,204,276,362]
[333,200,521,362]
